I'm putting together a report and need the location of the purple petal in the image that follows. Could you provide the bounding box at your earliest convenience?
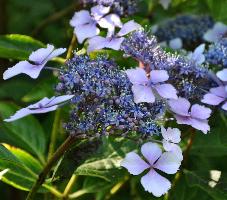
[91,5,110,20]
[125,68,149,85]
[189,118,210,134]
[29,105,58,114]
[169,38,182,50]
[120,152,149,175]
[161,126,181,143]
[216,69,227,82]
[74,23,100,44]
[190,104,211,120]
[29,44,54,64]
[141,142,162,165]
[155,84,178,99]
[204,22,227,42]
[4,108,32,122]
[98,14,122,32]
[174,115,191,126]
[70,10,92,27]
[221,101,227,111]
[46,95,74,107]
[188,44,205,65]
[3,61,43,80]
[46,48,66,61]
[141,169,171,197]
[168,98,191,117]
[154,152,181,174]
[87,36,107,53]
[150,70,169,84]
[162,141,183,162]
[132,85,155,103]
[201,93,224,106]
[117,20,141,37]
[210,86,227,98]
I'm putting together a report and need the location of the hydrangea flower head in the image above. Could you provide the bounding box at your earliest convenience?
[168,97,211,134]
[121,142,181,197]
[4,95,74,122]
[3,44,66,80]
[125,68,178,103]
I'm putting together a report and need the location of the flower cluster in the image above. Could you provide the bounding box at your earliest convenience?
[205,38,227,67]
[56,55,164,137]
[153,15,214,49]
[81,0,140,16]
[121,30,213,100]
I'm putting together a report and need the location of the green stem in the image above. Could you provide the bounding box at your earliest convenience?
[62,174,78,199]
[48,109,61,160]
[66,35,77,59]
[26,134,78,200]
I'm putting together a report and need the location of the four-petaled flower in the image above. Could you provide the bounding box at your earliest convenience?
[126,68,178,104]
[121,142,181,197]
[3,44,66,80]
[168,97,211,134]
[70,5,122,44]
[161,126,183,161]
[4,95,74,122]
[87,20,141,53]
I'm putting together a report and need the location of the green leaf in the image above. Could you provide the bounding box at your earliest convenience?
[0,34,45,60]
[184,170,227,200]
[0,102,47,163]
[0,144,37,191]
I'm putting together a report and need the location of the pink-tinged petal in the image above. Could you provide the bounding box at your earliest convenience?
[159,0,171,10]
[74,23,100,44]
[70,10,92,27]
[190,118,210,134]
[141,169,171,197]
[217,69,227,82]
[125,68,149,85]
[120,152,149,175]
[161,126,181,143]
[3,61,43,79]
[4,108,32,122]
[190,104,211,120]
[87,36,107,53]
[204,22,227,42]
[29,44,54,64]
[169,38,182,50]
[201,93,224,106]
[155,84,178,99]
[132,85,155,103]
[221,101,227,111]
[210,86,227,98]
[168,98,191,116]
[46,48,66,61]
[150,70,169,84]
[98,14,122,30]
[174,115,191,125]
[117,20,141,37]
[162,141,183,162]
[91,5,110,20]
[46,95,74,107]
[154,152,181,174]
[141,142,162,165]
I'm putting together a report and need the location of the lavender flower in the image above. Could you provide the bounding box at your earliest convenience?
[217,69,227,81]
[168,97,212,134]
[125,68,178,103]
[4,95,74,122]
[121,142,181,197]
[3,44,66,80]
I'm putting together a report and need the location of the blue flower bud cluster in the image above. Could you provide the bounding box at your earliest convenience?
[205,38,227,68]
[56,55,164,137]
[121,30,213,100]
[82,0,139,16]
[154,15,214,49]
